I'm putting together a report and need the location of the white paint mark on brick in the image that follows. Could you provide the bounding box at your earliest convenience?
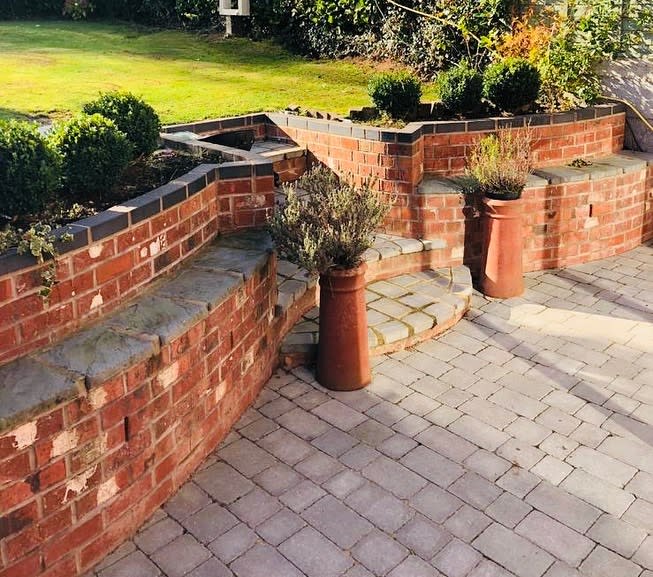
[89,387,108,410]
[90,291,104,310]
[9,421,38,450]
[149,234,167,257]
[158,362,179,388]
[140,247,148,259]
[64,465,97,502]
[97,477,119,505]
[89,244,103,259]
[52,429,79,458]
[215,381,227,403]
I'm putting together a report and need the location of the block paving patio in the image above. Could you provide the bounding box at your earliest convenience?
[90,241,653,577]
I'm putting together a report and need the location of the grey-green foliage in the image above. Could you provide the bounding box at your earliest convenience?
[268,166,392,274]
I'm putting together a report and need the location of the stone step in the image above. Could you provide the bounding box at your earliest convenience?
[275,233,447,318]
[279,265,473,368]
[418,151,651,195]
[258,145,306,163]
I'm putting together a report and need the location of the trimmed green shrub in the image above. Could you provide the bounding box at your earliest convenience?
[483,57,541,113]
[437,62,483,115]
[367,71,422,120]
[0,120,60,218]
[83,91,161,158]
[51,114,131,201]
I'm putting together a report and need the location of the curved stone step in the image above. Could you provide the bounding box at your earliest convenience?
[279,265,473,368]
[275,233,448,319]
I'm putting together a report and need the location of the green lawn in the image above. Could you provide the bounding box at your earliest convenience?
[0,21,436,124]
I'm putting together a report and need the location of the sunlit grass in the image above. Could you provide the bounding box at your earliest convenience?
[0,21,437,124]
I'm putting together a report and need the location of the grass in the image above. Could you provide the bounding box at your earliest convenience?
[0,21,437,124]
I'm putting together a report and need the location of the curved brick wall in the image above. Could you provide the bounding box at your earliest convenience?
[0,241,279,577]
[0,163,275,367]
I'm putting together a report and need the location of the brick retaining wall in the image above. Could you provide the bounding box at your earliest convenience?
[0,163,275,368]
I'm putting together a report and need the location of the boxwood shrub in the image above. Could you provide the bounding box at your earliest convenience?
[0,120,60,218]
[483,57,541,113]
[51,114,132,201]
[83,91,161,158]
[368,71,422,120]
[438,62,483,115]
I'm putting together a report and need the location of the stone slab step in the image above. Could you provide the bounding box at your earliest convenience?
[275,233,447,318]
[279,266,473,367]
[259,146,306,163]
[418,151,650,194]
[0,231,271,431]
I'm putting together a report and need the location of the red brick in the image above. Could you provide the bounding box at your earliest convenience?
[44,513,102,565]
[0,554,41,577]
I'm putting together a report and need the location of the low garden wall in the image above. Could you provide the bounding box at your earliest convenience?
[0,241,279,577]
[0,160,275,367]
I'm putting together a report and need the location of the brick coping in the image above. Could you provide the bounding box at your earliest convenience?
[164,103,626,145]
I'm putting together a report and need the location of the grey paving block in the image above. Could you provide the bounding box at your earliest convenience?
[186,557,233,577]
[464,450,512,482]
[400,445,465,488]
[280,479,327,513]
[323,469,366,499]
[229,487,282,527]
[345,482,414,532]
[448,472,502,510]
[409,484,463,524]
[362,456,428,499]
[165,483,212,522]
[587,514,647,557]
[150,534,211,577]
[302,494,373,548]
[432,538,483,577]
[388,555,442,577]
[449,414,510,452]
[209,523,257,564]
[444,505,492,542]
[473,523,554,577]
[98,550,161,577]
[486,492,532,528]
[279,526,353,577]
[560,469,634,517]
[396,514,452,559]
[259,428,315,465]
[526,483,601,533]
[276,407,332,440]
[296,451,344,483]
[253,462,303,496]
[134,517,184,555]
[414,425,477,463]
[515,511,593,567]
[231,543,304,577]
[566,445,637,487]
[218,438,277,478]
[182,503,239,543]
[579,545,642,577]
[194,462,255,504]
[256,508,305,546]
[311,399,367,431]
[634,536,653,570]
[352,530,409,575]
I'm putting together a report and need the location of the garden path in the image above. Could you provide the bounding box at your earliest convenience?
[90,241,653,577]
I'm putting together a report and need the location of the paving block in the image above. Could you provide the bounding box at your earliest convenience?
[150,534,212,577]
[515,511,593,567]
[579,546,642,577]
[352,530,408,576]
[395,514,452,559]
[302,494,373,548]
[587,514,647,558]
[209,523,257,563]
[280,526,353,577]
[473,523,554,577]
[256,508,305,546]
[432,538,483,577]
